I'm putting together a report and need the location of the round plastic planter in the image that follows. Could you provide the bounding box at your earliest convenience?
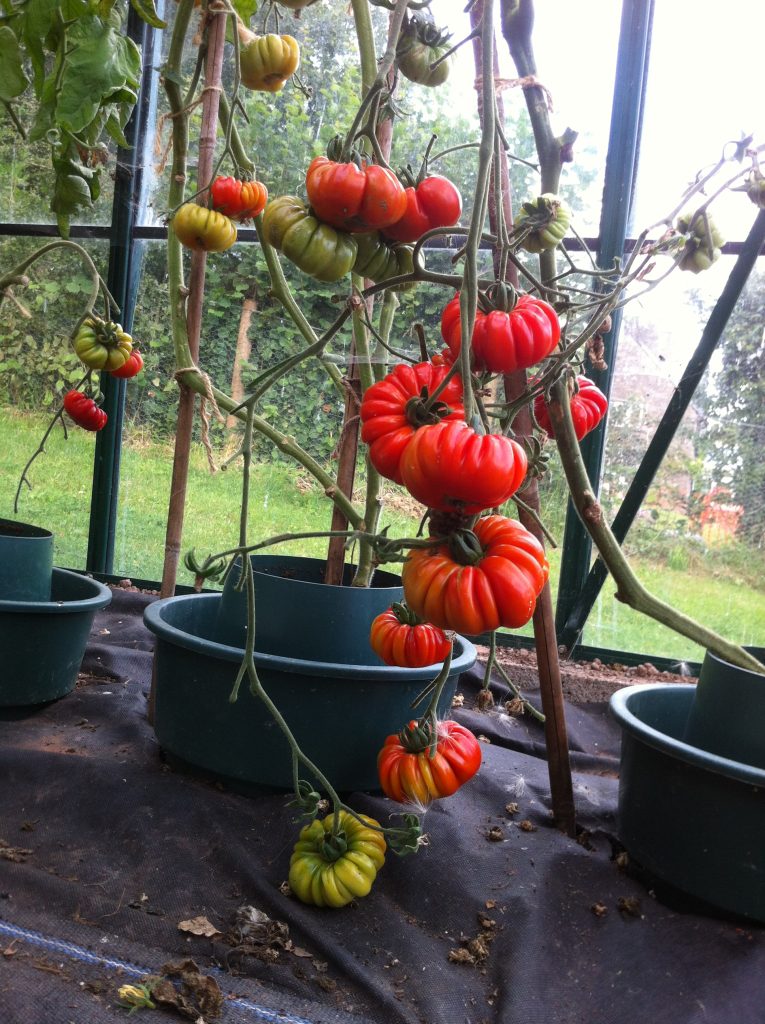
[683,647,765,770]
[0,567,112,707]
[0,518,53,602]
[145,588,477,793]
[610,683,765,923]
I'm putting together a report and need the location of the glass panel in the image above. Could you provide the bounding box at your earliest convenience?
[583,255,765,661]
[0,236,110,569]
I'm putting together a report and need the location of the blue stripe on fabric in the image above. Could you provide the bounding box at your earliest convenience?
[0,917,316,1024]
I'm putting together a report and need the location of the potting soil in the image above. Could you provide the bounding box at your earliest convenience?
[0,587,762,1024]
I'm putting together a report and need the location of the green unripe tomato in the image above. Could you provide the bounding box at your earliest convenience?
[514,194,571,253]
[262,196,358,282]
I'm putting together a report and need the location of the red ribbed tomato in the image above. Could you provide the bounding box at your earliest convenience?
[369,603,451,668]
[109,350,144,379]
[305,157,407,233]
[383,175,462,243]
[378,719,481,805]
[400,421,528,514]
[534,376,608,440]
[441,292,560,373]
[359,361,464,484]
[63,390,108,432]
[210,176,268,220]
[402,514,549,634]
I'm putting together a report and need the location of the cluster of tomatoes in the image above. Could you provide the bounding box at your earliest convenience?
[63,316,144,433]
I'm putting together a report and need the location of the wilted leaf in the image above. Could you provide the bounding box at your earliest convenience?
[177,916,222,938]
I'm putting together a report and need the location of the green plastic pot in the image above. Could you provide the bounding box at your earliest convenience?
[0,518,53,602]
[682,647,765,770]
[214,554,405,662]
[145,587,477,792]
[610,683,765,923]
[0,567,112,707]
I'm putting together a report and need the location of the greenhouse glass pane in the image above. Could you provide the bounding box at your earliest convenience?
[0,237,110,569]
[583,255,765,661]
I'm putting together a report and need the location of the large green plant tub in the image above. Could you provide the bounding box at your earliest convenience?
[0,518,54,602]
[0,567,112,707]
[610,683,765,923]
[145,584,477,792]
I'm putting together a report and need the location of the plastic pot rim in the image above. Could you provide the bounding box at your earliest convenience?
[609,682,765,787]
[0,566,112,615]
[145,591,477,680]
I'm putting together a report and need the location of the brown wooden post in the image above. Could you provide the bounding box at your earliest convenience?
[470,1,576,835]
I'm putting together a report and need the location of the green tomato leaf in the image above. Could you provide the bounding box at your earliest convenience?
[104,111,130,149]
[129,0,166,29]
[56,17,141,136]
[0,26,29,101]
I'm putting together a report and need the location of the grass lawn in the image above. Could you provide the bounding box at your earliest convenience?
[2,408,763,663]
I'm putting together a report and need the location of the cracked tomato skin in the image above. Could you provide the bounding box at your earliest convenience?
[288,811,386,908]
[400,420,528,514]
[377,720,482,805]
[441,292,560,373]
[369,608,451,667]
[402,514,549,634]
[533,376,608,441]
[360,361,464,484]
[305,157,407,233]
[383,175,462,243]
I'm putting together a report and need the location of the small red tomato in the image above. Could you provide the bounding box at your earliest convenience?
[534,376,608,441]
[400,420,528,515]
[210,176,268,220]
[63,390,108,431]
[377,718,482,805]
[109,350,144,379]
[369,603,451,667]
[383,175,462,243]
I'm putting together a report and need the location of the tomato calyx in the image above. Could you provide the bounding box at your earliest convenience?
[397,717,438,755]
[483,281,518,314]
[403,388,455,429]
[320,830,349,862]
[446,527,485,566]
[389,601,421,627]
[400,12,451,51]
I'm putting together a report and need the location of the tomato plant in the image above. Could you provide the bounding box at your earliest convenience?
[238,30,300,92]
[383,175,462,243]
[172,204,237,252]
[396,15,452,88]
[63,390,108,432]
[305,157,407,233]
[109,350,144,380]
[533,375,608,441]
[210,176,268,221]
[369,603,451,668]
[262,195,358,282]
[378,718,481,805]
[402,514,549,634]
[514,193,571,253]
[400,421,528,514]
[359,360,464,484]
[441,291,560,373]
[288,810,386,908]
[72,317,133,372]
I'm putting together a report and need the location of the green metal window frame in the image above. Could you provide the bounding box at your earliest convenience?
[4,0,762,675]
